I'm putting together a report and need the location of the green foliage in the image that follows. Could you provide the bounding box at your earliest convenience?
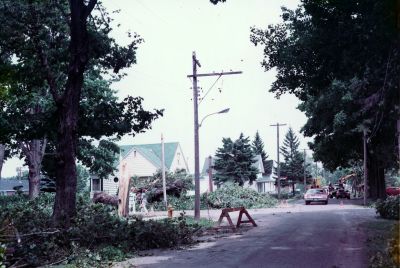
[0,0,163,220]
[214,134,258,186]
[279,128,310,184]
[375,196,400,220]
[135,169,194,203]
[0,243,5,268]
[250,0,399,198]
[0,194,198,267]
[252,131,272,175]
[368,222,399,268]
[206,183,277,209]
[385,169,400,187]
[151,195,209,211]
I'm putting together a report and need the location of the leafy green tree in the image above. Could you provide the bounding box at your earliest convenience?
[0,144,5,179]
[0,1,162,225]
[214,134,258,186]
[252,131,272,175]
[250,0,399,199]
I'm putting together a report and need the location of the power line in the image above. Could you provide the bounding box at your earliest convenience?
[189,51,242,220]
[198,74,222,105]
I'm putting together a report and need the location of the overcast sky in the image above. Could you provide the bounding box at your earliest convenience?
[3,0,314,177]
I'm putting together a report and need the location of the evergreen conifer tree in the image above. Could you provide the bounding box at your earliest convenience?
[252,131,272,175]
[214,134,258,186]
[279,128,310,194]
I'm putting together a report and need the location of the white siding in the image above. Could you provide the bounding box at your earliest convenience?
[169,144,189,172]
[102,149,158,195]
[123,149,158,177]
[102,177,119,196]
[244,180,258,191]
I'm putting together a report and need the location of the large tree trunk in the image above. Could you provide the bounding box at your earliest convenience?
[52,74,84,226]
[367,154,386,200]
[19,139,47,199]
[0,144,5,179]
[52,0,96,226]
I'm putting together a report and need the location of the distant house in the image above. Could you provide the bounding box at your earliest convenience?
[201,154,275,193]
[0,179,29,196]
[91,142,189,196]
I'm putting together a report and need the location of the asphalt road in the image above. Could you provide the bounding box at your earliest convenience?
[115,199,376,268]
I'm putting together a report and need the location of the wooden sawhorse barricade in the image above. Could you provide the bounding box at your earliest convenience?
[216,207,257,231]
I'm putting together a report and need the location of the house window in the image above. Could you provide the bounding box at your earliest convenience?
[92,178,101,191]
[257,182,265,193]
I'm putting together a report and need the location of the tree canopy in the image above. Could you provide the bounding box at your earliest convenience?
[251,0,399,198]
[214,134,258,186]
[279,128,311,192]
[0,0,162,224]
[252,131,272,175]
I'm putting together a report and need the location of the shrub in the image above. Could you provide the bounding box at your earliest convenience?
[0,243,5,268]
[151,195,209,211]
[375,196,400,220]
[128,214,195,249]
[369,223,399,268]
[0,193,199,267]
[206,184,278,209]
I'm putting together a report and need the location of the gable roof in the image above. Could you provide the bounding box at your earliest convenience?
[253,154,265,174]
[201,157,215,176]
[120,142,179,170]
[0,179,29,192]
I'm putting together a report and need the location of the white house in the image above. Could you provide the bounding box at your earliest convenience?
[91,142,189,196]
[200,155,275,193]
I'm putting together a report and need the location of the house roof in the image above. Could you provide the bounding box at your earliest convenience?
[120,142,179,170]
[256,175,275,183]
[201,154,264,175]
[253,154,265,174]
[201,156,215,176]
[0,179,29,192]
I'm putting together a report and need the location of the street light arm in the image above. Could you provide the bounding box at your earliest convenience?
[199,108,230,128]
[199,112,219,128]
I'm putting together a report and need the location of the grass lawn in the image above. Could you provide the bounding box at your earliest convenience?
[361,219,399,268]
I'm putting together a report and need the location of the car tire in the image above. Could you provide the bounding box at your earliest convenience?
[305,201,310,205]
[325,201,328,205]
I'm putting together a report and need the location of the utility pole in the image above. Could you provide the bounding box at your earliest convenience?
[161,133,167,207]
[208,156,213,192]
[363,128,368,207]
[303,149,307,192]
[188,51,242,220]
[270,123,287,199]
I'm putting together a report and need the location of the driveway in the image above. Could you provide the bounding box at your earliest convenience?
[115,199,376,268]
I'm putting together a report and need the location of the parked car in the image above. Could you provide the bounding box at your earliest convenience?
[386,187,400,196]
[304,188,328,205]
[336,188,351,199]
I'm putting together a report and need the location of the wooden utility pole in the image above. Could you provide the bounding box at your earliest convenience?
[161,134,167,207]
[188,51,242,220]
[270,123,287,199]
[303,149,307,192]
[208,156,213,192]
[363,128,368,207]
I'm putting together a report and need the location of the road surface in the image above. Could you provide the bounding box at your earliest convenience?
[115,199,376,268]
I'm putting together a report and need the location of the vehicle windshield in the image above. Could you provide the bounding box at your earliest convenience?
[306,189,325,194]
